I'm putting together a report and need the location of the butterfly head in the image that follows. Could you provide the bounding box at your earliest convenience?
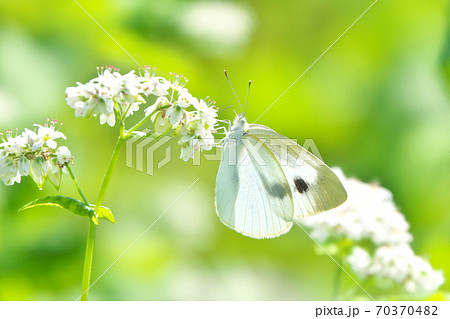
[231,115,248,132]
[224,115,248,142]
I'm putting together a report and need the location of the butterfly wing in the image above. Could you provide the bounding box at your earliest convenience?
[215,134,294,239]
[247,124,347,218]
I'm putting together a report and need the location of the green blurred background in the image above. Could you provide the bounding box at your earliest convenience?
[0,0,449,300]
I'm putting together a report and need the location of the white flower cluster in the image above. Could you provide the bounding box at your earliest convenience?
[301,169,412,245]
[65,66,219,161]
[348,245,444,295]
[144,73,218,161]
[299,168,445,296]
[65,66,145,127]
[0,119,72,189]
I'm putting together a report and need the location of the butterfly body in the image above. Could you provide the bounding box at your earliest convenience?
[225,115,248,142]
[215,115,347,239]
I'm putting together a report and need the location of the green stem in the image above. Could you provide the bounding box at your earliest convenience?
[80,219,97,301]
[80,136,126,301]
[126,106,168,137]
[79,107,166,300]
[93,137,125,212]
[67,165,89,205]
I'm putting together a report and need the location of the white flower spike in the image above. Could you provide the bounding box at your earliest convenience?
[299,168,445,297]
[65,66,219,161]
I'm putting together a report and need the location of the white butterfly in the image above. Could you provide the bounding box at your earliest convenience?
[215,115,347,239]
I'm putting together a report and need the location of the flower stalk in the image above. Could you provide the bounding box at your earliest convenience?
[80,219,97,301]
[80,135,126,301]
[67,165,89,205]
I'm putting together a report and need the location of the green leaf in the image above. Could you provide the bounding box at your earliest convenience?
[92,205,116,224]
[18,196,115,224]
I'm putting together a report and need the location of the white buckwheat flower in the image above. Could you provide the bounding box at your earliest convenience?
[34,123,66,150]
[193,97,218,126]
[66,66,219,161]
[300,168,413,245]
[0,157,21,186]
[18,156,30,176]
[346,245,445,296]
[143,72,219,161]
[0,130,26,154]
[299,168,445,297]
[0,119,72,189]
[141,74,171,97]
[144,96,171,118]
[56,146,73,165]
[65,66,147,127]
[346,246,372,278]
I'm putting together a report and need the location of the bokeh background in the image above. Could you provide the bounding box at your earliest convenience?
[0,0,449,300]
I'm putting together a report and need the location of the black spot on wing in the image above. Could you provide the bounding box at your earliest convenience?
[266,183,289,199]
[294,178,308,193]
[256,173,289,199]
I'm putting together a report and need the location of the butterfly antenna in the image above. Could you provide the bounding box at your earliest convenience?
[218,105,237,116]
[224,70,243,114]
[244,80,251,116]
